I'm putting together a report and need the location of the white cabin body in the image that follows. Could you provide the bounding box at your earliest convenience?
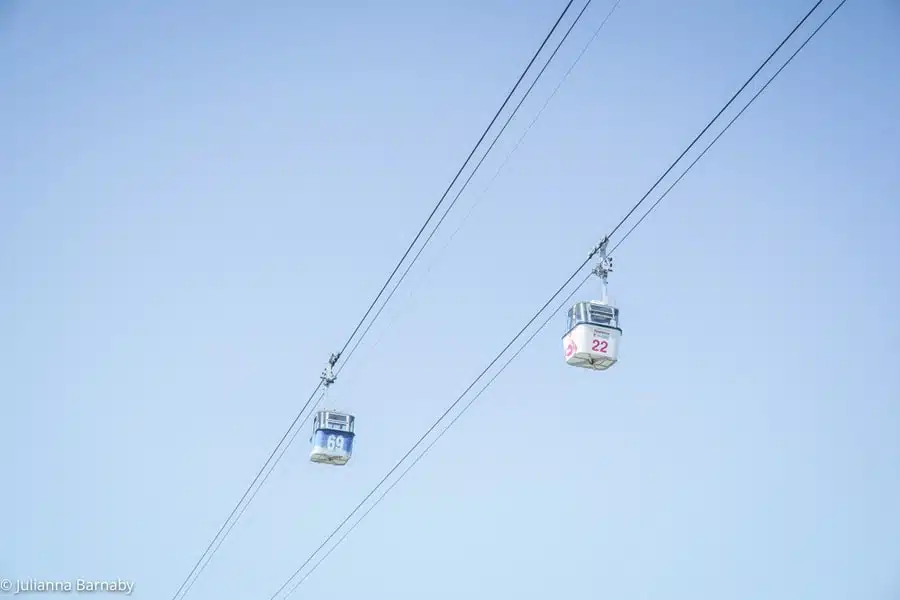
[562,301,622,370]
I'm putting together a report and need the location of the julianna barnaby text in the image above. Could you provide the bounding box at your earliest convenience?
[7,578,134,594]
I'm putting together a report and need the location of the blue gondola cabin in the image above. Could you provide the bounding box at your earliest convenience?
[310,410,355,465]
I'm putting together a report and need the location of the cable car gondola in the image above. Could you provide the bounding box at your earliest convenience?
[309,355,355,466]
[310,409,355,465]
[563,239,621,371]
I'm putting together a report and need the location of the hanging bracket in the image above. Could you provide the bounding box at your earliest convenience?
[320,352,340,388]
[589,237,613,303]
[589,237,613,282]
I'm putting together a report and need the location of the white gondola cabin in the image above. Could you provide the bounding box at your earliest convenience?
[310,410,355,465]
[563,238,621,370]
[562,300,621,370]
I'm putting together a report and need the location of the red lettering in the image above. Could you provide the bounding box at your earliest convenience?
[591,340,608,353]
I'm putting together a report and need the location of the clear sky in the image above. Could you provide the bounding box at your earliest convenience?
[2,0,899,598]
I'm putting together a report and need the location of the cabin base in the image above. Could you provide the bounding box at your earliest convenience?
[310,449,351,465]
[563,323,620,371]
[566,354,616,370]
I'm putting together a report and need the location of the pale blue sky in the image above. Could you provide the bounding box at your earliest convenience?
[2,1,899,598]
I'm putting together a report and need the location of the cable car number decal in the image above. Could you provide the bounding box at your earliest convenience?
[326,434,345,451]
[592,339,608,353]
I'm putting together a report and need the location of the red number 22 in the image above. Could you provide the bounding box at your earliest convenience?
[592,339,608,353]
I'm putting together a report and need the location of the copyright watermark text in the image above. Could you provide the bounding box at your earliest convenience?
[0,578,134,594]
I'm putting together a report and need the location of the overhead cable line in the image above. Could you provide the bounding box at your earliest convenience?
[264,1,846,597]
[343,0,624,382]
[610,1,847,253]
[167,2,585,598]
[234,9,620,587]
[335,0,614,374]
[260,0,608,556]
[280,275,590,597]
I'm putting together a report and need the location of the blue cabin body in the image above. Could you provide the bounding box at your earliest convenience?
[310,410,355,466]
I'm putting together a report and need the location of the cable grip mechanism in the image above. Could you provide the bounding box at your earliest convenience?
[321,352,340,388]
[589,237,613,303]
